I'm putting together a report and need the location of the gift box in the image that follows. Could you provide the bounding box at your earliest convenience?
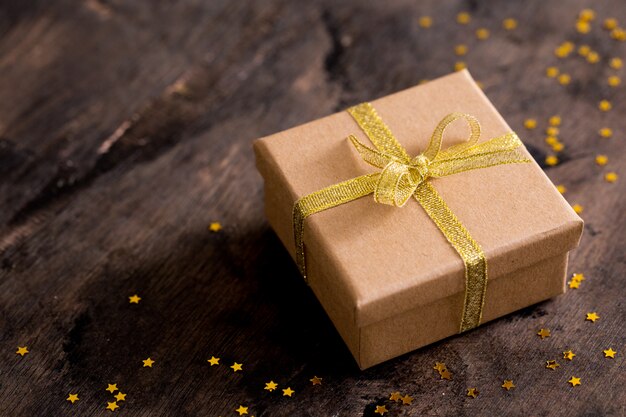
[253,70,583,369]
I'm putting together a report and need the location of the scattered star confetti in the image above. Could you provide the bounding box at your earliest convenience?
[401,395,413,405]
[578,44,591,56]
[235,405,248,415]
[546,67,560,78]
[579,9,595,21]
[475,28,490,40]
[599,100,612,111]
[605,172,618,183]
[456,12,471,24]
[265,381,278,392]
[454,44,468,56]
[115,392,126,402]
[389,392,402,402]
[67,393,79,404]
[207,356,220,366]
[129,294,141,304]
[586,51,600,63]
[558,73,571,85]
[418,16,433,28]
[310,376,322,385]
[502,380,515,391]
[551,142,564,152]
[572,273,585,282]
[546,126,560,136]
[608,75,621,87]
[209,222,222,232]
[106,384,118,393]
[599,128,613,138]
[546,360,560,370]
[549,115,562,126]
[569,280,580,289]
[142,357,155,367]
[282,387,295,397]
[503,18,518,30]
[586,312,600,322]
[545,155,559,166]
[454,61,467,71]
[572,204,584,214]
[604,18,618,30]
[466,388,479,398]
[568,376,581,387]
[440,369,452,380]
[595,155,608,166]
[563,350,576,361]
[106,402,119,412]
[556,184,566,194]
[537,328,551,339]
[603,348,616,358]
[231,362,243,372]
[433,362,446,372]
[546,136,559,146]
[374,405,388,415]
[610,57,623,69]
[524,118,537,129]
[16,346,29,356]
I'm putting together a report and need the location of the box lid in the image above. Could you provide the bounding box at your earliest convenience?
[254,70,583,328]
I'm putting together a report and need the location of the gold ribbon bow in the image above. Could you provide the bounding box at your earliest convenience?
[293,102,530,332]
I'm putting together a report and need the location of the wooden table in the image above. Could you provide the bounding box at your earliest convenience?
[1,1,624,415]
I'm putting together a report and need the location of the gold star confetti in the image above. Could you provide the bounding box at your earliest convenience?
[556,184,566,194]
[142,357,155,367]
[374,405,388,415]
[545,155,559,166]
[599,100,612,111]
[67,393,79,404]
[106,384,118,393]
[440,369,452,380]
[264,381,278,392]
[610,57,623,69]
[106,402,119,412]
[563,350,576,361]
[587,51,600,63]
[546,360,560,370]
[524,119,537,129]
[576,20,591,34]
[418,16,432,28]
[599,128,613,138]
[208,222,222,232]
[454,61,467,71]
[231,362,243,372]
[235,405,249,415]
[586,312,600,322]
[578,45,591,56]
[16,346,29,356]
[282,387,294,397]
[569,280,580,289]
[401,395,413,405]
[605,172,618,183]
[611,28,626,41]
[558,73,571,85]
[466,388,479,398]
[603,348,616,358]
[604,18,618,30]
[595,155,609,166]
[555,41,575,58]
[207,356,220,366]
[129,294,141,304]
[546,136,559,146]
[310,376,322,385]
[608,76,621,87]
[538,328,551,339]
[546,67,560,78]
[454,44,468,56]
[503,18,517,30]
[502,380,515,391]
[475,28,490,40]
[456,12,471,24]
[568,376,581,387]
[549,115,562,126]
[114,392,126,402]
[433,362,447,372]
[389,392,402,402]
[551,142,564,152]
[572,204,584,214]
[546,127,559,137]
[579,9,595,21]
[572,273,585,282]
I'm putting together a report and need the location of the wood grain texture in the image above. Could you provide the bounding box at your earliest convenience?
[0,0,624,416]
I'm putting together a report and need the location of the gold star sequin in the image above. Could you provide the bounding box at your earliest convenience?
[563,350,576,361]
[586,312,600,322]
[310,376,322,385]
[605,172,618,183]
[418,16,433,28]
[587,52,601,64]
[265,381,278,392]
[16,346,29,356]
[576,20,591,34]
[454,44,468,56]
[546,360,560,370]
[546,67,559,78]
[572,273,585,282]
[456,12,471,25]
[209,222,222,232]
[610,57,623,69]
[545,136,559,146]
[374,405,388,415]
[568,376,581,387]
[545,155,559,166]
[603,18,618,30]
[579,9,595,21]
[608,76,621,87]
[599,128,613,138]
[556,184,566,194]
[524,119,537,129]
[501,380,515,391]
[231,362,243,372]
[114,392,126,402]
[106,402,119,412]
[595,155,609,166]
[454,61,467,71]
[558,73,571,85]
[401,395,413,405]
[67,393,79,404]
[611,28,626,41]
[569,280,580,289]
[549,115,561,126]
[475,28,490,40]
[578,45,591,56]
[599,100,612,111]
[142,357,155,367]
[235,405,248,415]
[207,356,220,366]
[604,348,616,358]
[282,387,294,397]
[551,142,564,152]
[433,362,447,372]
[572,204,584,214]
[440,369,452,380]
[466,388,479,398]
[537,328,550,339]
[389,392,402,402]
[503,18,517,30]
[129,294,141,304]
[106,384,118,393]
[546,127,559,136]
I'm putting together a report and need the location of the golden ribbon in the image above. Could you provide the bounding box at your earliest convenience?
[293,103,531,332]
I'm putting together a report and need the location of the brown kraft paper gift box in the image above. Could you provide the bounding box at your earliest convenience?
[253,70,584,369]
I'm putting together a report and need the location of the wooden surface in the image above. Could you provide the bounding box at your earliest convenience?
[0,1,624,416]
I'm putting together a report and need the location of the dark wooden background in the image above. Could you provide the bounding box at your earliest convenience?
[0,1,624,416]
